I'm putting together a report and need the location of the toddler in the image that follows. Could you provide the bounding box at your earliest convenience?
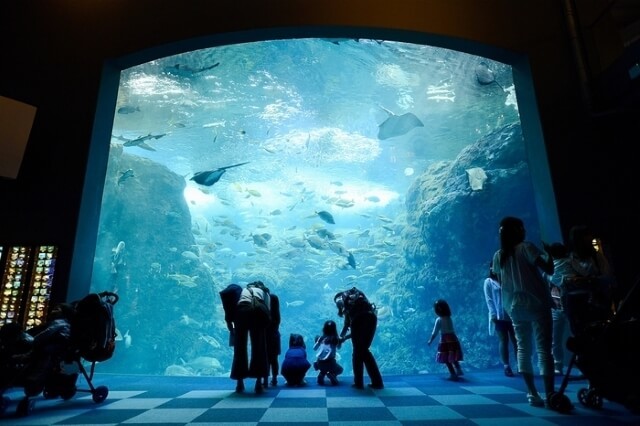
[280,333,311,386]
[428,299,464,381]
[312,320,344,385]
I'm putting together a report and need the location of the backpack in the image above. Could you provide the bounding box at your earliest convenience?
[242,284,271,323]
[70,291,119,362]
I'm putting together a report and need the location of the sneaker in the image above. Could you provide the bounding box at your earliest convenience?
[351,383,364,389]
[527,393,545,407]
[447,374,459,381]
[368,383,384,389]
[504,366,515,377]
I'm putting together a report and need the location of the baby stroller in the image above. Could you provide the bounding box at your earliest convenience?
[553,277,640,413]
[0,291,118,417]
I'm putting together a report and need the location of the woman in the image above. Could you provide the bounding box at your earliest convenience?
[334,287,383,389]
[264,290,281,387]
[483,265,517,377]
[491,216,556,408]
[230,281,270,394]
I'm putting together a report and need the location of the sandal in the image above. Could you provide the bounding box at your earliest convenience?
[527,393,545,407]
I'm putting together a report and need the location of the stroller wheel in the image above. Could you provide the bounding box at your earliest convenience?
[548,392,573,413]
[60,388,76,400]
[586,389,603,409]
[578,388,589,406]
[92,386,109,403]
[16,397,34,417]
[42,389,59,399]
[1,395,10,416]
[24,382,44,397]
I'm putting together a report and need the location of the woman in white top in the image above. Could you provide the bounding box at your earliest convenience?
[484,265,517,376]
[492,216,555,408]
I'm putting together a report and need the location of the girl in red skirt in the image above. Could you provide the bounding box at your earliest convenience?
[428,299,464,381]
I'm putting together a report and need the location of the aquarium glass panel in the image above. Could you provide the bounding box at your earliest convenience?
[94,38,551,377]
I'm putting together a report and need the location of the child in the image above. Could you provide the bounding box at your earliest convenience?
[312,320,344,385]
[427,299,464,381]
[544,242,579,376]
[280,333,311,387]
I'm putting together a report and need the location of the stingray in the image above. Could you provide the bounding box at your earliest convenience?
[190,161,250,186]
[377,106,424,140]
[475,61,504,91]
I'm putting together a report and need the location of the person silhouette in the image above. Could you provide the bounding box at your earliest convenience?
[334,287,383,389]
[491,216,556,408]
[264,290,281,387]
[427,299,464,381]
[483,266,517,377]
[312,320,344,386]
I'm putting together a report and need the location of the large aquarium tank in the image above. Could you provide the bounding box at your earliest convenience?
[90,37,554,377]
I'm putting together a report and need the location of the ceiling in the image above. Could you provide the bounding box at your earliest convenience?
[601,0,640,47]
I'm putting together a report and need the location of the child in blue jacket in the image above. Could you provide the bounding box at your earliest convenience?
[281,333,311,386]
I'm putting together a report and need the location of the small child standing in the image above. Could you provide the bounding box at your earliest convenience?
[428,299,464,381]
[312,320,344,385]
[281,333,311,387]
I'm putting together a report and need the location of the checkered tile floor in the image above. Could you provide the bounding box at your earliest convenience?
[1,370,637,425]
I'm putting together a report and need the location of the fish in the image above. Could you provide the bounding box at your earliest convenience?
[316,210,335,224]
[117,169,134,185]
[111,241,126,273]
[321,38,360,45]
[123,330,132,348]
[315,228,336,240]
[123,133,167,147]
[190,161,250,186]
[168,274,198,287]
[198,333,221,348]
[377,106,424,140]
[164,62,220,77]
[334,199,355,208]
[475,61,504,91]
[286,300,305,307]
[117,105,140,114]
[427,94,455,102]
[252,233,268,247]
[347,251,356,269]
[179,314,202,328]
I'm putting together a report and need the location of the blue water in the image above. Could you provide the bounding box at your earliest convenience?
[95,38,528,378]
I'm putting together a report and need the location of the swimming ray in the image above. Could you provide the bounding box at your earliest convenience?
[377,106,424,140]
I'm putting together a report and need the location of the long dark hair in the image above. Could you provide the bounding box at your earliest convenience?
[434,299,451,317]
[498,216,525,267]
[322,320,341,347]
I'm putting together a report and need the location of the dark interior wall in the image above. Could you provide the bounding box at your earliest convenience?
[0,0,636,300]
